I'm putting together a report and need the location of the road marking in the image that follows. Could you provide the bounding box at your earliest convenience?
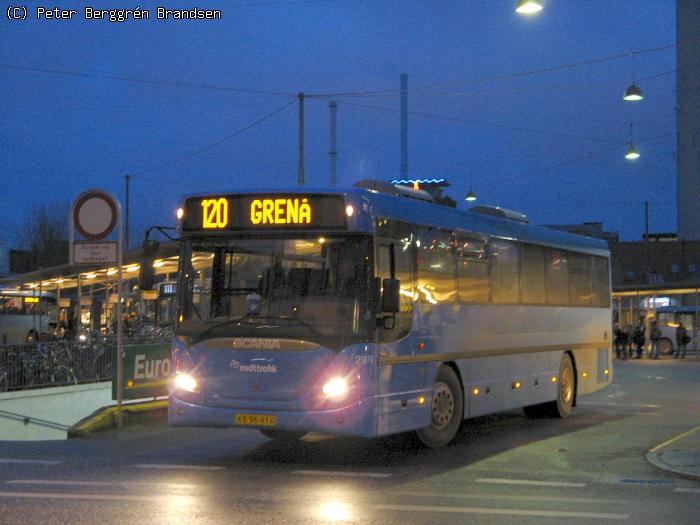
[620,479,674,485]
[579,402,660,409]
[674,487,700,494]
[7,480,195,489]
[0,458,62,466]
[0,491,166,502]
[376,504,629,520]
[134,463,225,471]
[388,490,627,504]
[648,424,700,454]
[293,470,393,479]
[475,477,586,488]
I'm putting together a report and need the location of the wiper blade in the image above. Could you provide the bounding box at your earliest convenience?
[238,314,321,338]
[185,314,321,340]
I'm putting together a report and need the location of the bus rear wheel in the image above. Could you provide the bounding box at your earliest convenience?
[259,429,307,441]
[524,353,575,418]
[416,365,463,448]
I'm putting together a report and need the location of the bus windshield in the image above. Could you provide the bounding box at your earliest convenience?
[178,235,373,347]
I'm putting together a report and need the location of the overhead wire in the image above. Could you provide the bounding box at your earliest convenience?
[332,99,627,144]
[0,63,297,98]
[307,44,676,98]
[478,132,675,190]
[132,99,296,177]
[396,68,678,101]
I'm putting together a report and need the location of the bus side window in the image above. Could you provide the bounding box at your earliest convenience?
[416,228,457,304]
[569,252,592,306]
[591,256,611,307]
[490,239,520,304]
[546,249,569,305]
[521,244,546,305]
[456,235,489,303]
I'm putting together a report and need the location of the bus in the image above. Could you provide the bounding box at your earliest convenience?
[654,305,696,355]
[166,183,612,447]
[0,289,58,345]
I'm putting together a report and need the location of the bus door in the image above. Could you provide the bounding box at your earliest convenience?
[375,231,420,434]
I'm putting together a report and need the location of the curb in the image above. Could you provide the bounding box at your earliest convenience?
[68,400,168,438]
[645,425,700,482]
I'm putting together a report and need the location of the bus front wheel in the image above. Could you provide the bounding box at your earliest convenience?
[416,365,464,448]
[524,353,575,418]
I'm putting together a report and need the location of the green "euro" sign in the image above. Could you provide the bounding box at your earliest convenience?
[112,344,172,401]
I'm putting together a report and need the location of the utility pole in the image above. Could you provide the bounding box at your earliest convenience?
[125,174,131,250]
[645,201,650,281]
[329,101,337,187]
[400,73,408,180]
[298,92,305,187]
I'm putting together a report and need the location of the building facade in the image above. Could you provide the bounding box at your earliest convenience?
[677,0,700,240]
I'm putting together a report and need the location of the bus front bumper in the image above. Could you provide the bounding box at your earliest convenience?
[168,395,378,438]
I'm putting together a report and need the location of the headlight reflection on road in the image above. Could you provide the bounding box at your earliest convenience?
[161,494,198,525]
[318,500,351,522]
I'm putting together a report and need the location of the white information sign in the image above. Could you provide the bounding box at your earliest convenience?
[73,242,118,264]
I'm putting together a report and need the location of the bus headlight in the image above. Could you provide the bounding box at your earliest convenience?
[174,373,200,393]
[322,377,348,398]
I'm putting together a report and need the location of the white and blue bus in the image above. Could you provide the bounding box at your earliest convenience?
[168,183,612,446]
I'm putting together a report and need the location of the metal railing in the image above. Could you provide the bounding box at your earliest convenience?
[0,334,172,393]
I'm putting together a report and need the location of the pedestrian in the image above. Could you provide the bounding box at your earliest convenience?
[632,322,646,359]
[675,322,690,359]
[650,319,662,359]
[614,323,628,359]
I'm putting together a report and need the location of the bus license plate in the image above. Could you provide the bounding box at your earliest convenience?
[235,413,277,427]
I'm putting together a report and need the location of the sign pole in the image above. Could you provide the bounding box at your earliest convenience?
[116,204,124,428]
[70,189,123,425]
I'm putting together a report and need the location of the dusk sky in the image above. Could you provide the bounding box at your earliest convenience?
[1,0,677,257]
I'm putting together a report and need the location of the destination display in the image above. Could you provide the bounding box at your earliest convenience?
[182,194,347,232]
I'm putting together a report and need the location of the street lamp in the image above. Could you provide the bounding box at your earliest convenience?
[465,190,477,202]
[624,83,644,102]
[625,143,640,160]
[625,123,640,160]
[516,0,543,14]
[623,52,644,101]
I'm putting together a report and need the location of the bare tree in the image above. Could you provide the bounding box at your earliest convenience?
[16,203,69,269]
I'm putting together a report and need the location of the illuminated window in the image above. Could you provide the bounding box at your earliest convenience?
[456,234,489,303]
[416,227,457,304]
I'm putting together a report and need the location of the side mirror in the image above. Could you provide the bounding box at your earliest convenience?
[138,239,160,291]
[381,278,400,313]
